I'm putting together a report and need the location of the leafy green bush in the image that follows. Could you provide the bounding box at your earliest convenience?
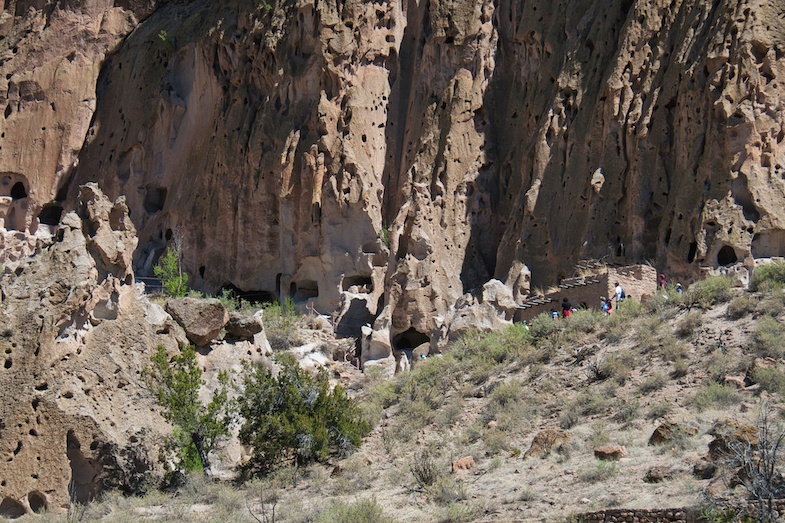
[751,316,785,359]
[263,296,303,351]
[154,247,188,297]
[451,324,536,367]
[238,355,369,474]
[144,345,232,474]
[750,261,785,292]
[684,276,735,308]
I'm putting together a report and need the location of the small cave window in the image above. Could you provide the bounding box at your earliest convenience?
[291,280,319,303]
[717,245,738,266]
[143,186,167,215]
[687,242,698,263]
[27,491,47,514]
[10,182,26,200]
[342,275,373,293]
[0,497,25,518]
[37,204,63,226]
[393,327,430,351]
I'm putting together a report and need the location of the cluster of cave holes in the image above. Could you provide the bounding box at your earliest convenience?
[4,342,13,370]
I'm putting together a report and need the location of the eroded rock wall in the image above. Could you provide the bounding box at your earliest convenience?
[2,0,785,348]
[0,184,178,512]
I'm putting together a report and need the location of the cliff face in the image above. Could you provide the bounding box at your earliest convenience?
[2,0,785,347]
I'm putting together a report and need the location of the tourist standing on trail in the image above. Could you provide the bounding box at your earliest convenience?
[676,282,684,295]
[614,282,625,310]
[561,297,572,318]
[659,273,667,290]
[600,296,610,316]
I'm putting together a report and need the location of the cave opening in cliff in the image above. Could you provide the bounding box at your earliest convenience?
[0,497,25,518]
[9,182,26,200]
[342,275,373,293]
[66,430,98,505]
[291,280,319,303]
[219,284,275,305]
[143,186,167,215]
[27,491,46,514]
[393,328,430,351]
[687,242,697,263]
[717,245,738,266]
[38,203,63,226]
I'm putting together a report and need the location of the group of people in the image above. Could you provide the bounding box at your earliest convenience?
[544,273,686,321]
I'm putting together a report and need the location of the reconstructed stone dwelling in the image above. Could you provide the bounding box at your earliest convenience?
[515,263,658,322]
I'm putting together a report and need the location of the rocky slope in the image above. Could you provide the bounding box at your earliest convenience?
[4,0,785,356]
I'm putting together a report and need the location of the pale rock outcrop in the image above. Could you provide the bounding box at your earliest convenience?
[0,184,177,513]
[165,298,230,347]
[594,446,629,461]
[524,429,570,459]
[225,310,265,340]
[433,285,515,351]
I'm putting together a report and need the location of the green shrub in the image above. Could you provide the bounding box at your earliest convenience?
[144,345,233,475]
[154,246,188,297]
[644,290,682,319]
[263,296,303,351]
[692,382,740,411]
[566,387,613,421]
[639,372,668,394]
[751,316,785,359]
[613,397,640,423]
[671,358,690,378]
[751,367,785,397]
[428,477,468,505]
[528,312,563,341]
[317,498,397,523]
[674,311,702,338]
[564,310,604,338]
[410,449,440,488]
[588,351,634,385]
[684,276,735,308]
[647,400,673,420]
[579,461,618,483]
[482,428,511,454]
[238,355,369,474]
[727,295,757,319]
[750,261,785,292]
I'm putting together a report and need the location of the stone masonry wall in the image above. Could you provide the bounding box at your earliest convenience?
[515,264,657,322]
[576,507,700,523]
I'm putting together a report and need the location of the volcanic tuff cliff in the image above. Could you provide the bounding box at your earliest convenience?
[2,0,785,348]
